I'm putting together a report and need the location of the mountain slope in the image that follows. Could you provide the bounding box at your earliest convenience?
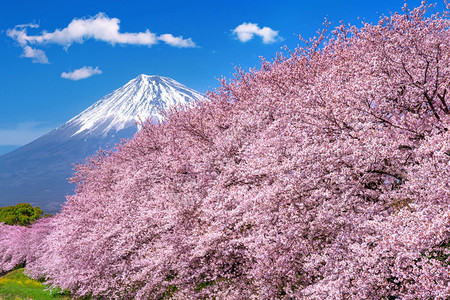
[0,75,204,213]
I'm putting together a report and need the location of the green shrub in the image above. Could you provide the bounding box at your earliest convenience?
[0,203,44,226]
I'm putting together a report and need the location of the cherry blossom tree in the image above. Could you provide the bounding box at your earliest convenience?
[26,2,449,299]
[0,223,28,273]
[0,218,53,274]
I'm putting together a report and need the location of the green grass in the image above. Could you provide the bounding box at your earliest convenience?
[0,268,70,300]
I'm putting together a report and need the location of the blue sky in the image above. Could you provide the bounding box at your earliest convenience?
[0,0,430,155]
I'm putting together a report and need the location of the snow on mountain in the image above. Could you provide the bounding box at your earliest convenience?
[70,74,203,136]
[0,75,204,213]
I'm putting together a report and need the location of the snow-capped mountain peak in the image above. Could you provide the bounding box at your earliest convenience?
[0,74,204,213]
[68,74,204,136]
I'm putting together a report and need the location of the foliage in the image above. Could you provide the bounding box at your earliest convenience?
[1,2,448,299]
[0,268,70,299]
[0,203,43,226]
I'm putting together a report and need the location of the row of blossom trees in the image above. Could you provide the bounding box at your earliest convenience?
[1,2,449,299]
[0,218,52,274]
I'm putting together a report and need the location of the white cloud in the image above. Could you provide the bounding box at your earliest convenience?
[232,22,280,44]
[7,13,158,47]
[7,13,197,63]
[0,122,53,146]
[22,46,49,64]
[159,34,196,48]
[61,66,102,81]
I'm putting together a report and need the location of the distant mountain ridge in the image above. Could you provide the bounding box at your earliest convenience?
[0,75,204,213]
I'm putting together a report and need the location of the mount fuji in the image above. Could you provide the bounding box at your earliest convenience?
[0,75,204,213]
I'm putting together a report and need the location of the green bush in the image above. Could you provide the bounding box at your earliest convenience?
[0,203,44,226]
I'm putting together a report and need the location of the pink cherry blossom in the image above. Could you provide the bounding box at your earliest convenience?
[1,2,448,299]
